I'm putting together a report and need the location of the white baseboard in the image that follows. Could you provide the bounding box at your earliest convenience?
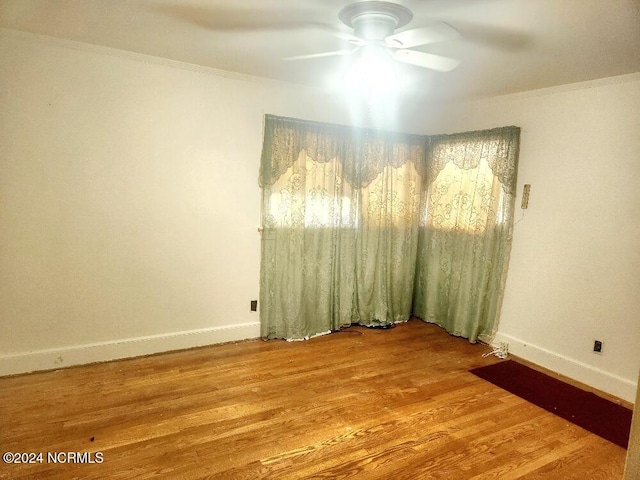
[493,332,638,404]
[0,322,261,377]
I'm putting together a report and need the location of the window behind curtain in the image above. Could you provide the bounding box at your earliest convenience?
[259,116,428,339]
[260,115,520,342]
[425,151,505,234]
[414,127,521,342]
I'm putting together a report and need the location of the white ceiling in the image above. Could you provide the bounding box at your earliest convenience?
[2,0,640,100]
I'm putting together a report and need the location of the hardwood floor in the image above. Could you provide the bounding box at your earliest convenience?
[0,320,627,479]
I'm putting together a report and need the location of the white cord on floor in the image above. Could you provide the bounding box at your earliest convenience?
[483,342,509,359]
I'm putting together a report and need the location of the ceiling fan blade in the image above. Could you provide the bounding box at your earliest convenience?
[392,50,461,72]
[284,48,360,61]
[386,22,460,49]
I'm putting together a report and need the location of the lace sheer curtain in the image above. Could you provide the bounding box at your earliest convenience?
[259,115,520,342]
[413,128,521,342]
[259,115,428,339]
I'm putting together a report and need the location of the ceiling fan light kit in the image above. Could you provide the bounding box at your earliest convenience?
[344,47,397,92]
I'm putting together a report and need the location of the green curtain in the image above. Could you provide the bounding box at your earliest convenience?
[259,115,520,342]
[412,127,521,342]
[259,115,427,339]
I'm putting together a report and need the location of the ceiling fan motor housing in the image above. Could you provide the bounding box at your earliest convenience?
[339,1,413,41]
[282,1,460,74]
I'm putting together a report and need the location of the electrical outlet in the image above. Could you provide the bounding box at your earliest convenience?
[593,340,603,354]
[250,300,258,312]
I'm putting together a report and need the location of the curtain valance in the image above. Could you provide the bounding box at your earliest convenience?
[260,115,520,194]
[428,127,521,195]
[259,114,429,189]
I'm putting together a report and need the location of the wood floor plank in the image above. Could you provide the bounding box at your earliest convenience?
[0,320,627,479]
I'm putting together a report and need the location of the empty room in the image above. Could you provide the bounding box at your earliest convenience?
[1,1,639,478]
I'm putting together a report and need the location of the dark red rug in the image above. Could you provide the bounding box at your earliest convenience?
[470,360,633,448]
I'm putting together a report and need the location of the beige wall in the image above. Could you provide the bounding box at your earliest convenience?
[408,75,640,402]
[0,29,418,373]
[0,32,265,370]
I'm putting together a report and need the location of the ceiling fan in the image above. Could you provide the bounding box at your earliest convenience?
[284,1,462,73]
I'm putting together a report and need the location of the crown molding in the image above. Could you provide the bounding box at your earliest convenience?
[469,71,640,105]
[0,27,307,91]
